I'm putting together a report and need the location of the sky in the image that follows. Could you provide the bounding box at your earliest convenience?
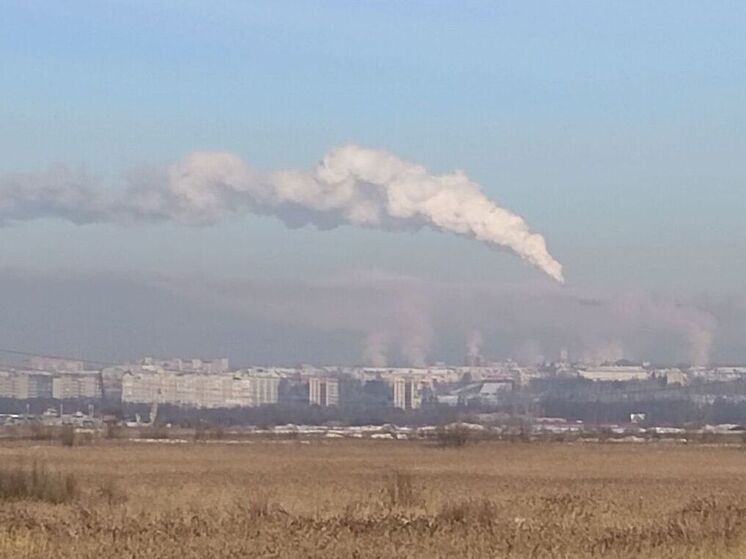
[0,1,745,366]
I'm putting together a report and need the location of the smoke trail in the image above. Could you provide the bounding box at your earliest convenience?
[396,295,433,368]
[581,340,626,366]
[362,331,390,367]
[0,146,564,281]
[513,339,545,365]
[610,293,717,367]
[466,330,483,358]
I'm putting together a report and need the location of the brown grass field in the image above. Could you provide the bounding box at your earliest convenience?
[2,440,746,558]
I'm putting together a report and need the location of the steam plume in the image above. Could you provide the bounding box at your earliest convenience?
[0,146,564,281]
[363,331,390,367]
[466,330,483,358]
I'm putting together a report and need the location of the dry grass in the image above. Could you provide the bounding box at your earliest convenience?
[1,440,746,557]
[0,461,78,504]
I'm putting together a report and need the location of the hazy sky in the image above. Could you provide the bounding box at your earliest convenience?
[1,2,744,365]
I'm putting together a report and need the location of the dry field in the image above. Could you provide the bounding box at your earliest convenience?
[1,440,746,558]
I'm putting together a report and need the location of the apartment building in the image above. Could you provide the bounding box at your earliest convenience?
[309,377,339,407]
[392,378,421,410]
[121,370,280,408]
[0,370,54,399]
[51,372,102,400]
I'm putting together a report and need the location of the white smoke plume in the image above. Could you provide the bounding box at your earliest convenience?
[581,340,626,366]
[609,293,717,367]
[1,267,727,366]
[0,146,564,282]
[362,331,391,367]
[396,296,433,368]
[466,330,483,358]
[173,270,717,367]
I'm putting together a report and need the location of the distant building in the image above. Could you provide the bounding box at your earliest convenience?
[27,373,54,398]
[706,367,746,381]
[438,379,513,407]
[392,378,420,410]
[659,368,689,386]
[101,366,128,402]
[0,371,13,398]
[52,372,102,400]
[0,370,54,399]
[477,380,513,404]
[139,357,230,374]
[577,366,649,382]
[122,370,279,408]
[309,377,339,407]
[232,373,280,407]
[29,356,85,373]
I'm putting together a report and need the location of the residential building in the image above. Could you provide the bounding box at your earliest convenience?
[121,370,280,408]
[29,357,85,373]
[309,377,339,407]
[392,378,420,410]
[0,371,54,399]
[51,372,102,399]
[577,365,650,382]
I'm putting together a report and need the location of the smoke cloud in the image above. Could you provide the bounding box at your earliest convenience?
[466,330,483,359]
[608,292,717,367]
[0,146,563,281]
[0,267,732,367]
[362,331,391,368]
[581,340,626,366]
[166,270,719,367]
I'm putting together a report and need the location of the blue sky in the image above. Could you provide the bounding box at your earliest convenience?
[0,1,744,363]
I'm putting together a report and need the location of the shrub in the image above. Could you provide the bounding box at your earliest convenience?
[140,425,170,440]
[383,469,421,508]
[437,498,497,525]
[28,421,53,441]
[194,423,225,441]
[435,424,473,448]
[105,422,125,440]
[236,493,288,520]
[0,462,78,504]
[60,425,76,447]
[97,477,128,505]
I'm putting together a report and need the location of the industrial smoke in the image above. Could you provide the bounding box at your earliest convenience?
[0,145,563,281]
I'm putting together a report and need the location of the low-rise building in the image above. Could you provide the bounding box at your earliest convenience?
[577,366,649,382]
[659,368,689,385]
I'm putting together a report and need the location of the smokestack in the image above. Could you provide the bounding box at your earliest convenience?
[0,145,564,282]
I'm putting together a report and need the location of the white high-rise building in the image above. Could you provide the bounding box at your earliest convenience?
[121,370,280,408]
[309,377,339,407]
[51,372,102,399]
[392,378,420,410]
[0,370,54,399]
